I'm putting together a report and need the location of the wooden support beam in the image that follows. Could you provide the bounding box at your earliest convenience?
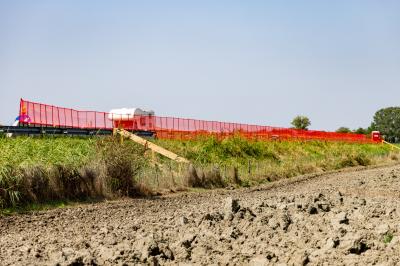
[382,140,400,151]
[115,129,190,163]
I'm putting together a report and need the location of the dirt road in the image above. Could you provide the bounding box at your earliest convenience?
[1,164,400,266]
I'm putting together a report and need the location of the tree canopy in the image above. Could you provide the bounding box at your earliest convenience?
[291,116,311,130]
[336,127,351,133]
[353,127,368,135]
[371,107,400,142]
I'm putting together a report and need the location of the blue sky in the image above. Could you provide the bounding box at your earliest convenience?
[0,1,399,130]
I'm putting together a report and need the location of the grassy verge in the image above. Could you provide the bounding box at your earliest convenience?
[0,135,398,210]
[1,200,70,215]
[0,136,150,210]
[154,136,398,185]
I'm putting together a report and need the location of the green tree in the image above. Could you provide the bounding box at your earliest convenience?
[336,127,351,133]
[353,127,367,135]
[371,107,400,142]
[291,116,311,130]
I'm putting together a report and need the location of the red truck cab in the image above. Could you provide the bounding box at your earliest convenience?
[371,131,382,142]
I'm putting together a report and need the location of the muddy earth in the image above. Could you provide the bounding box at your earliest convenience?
[1,164,400,265]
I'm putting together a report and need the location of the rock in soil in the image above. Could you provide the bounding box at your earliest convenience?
[1,165,400,265]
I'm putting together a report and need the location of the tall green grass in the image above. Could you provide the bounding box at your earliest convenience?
[0,136,149,209]
[0,135,397,209]
[0,137,95,168]
[155,136,397,184]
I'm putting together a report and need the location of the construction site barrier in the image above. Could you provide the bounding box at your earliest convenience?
[19,99,375,143]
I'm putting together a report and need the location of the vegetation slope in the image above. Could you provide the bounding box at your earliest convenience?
[0,135,397,209]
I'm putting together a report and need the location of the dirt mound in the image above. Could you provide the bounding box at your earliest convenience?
[1,164,400,265]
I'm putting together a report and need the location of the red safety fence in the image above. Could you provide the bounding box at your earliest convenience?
[19,99,376,143]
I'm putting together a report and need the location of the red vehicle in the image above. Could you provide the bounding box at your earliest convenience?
[371,131,382,142]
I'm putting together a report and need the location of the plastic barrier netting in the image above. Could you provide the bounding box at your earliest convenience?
[19,99,375,143]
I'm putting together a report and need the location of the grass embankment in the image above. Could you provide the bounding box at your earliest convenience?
[0,137,149,210]
[155,136,398,186]
[0,135,397,210]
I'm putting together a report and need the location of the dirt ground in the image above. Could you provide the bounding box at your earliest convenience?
[1,164,400,266]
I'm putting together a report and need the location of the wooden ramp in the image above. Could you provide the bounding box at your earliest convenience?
[382,140,400,151]
[114,129,190,163]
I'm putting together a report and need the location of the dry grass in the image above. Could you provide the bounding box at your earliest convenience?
[155,136,398,186]
[0,137,152,208]
[0,135,398,209]
[185,164,226,189]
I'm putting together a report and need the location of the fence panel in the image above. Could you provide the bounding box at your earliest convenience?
[19,99,375,143]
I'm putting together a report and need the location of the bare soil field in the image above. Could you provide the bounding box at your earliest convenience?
[1,164,400,266]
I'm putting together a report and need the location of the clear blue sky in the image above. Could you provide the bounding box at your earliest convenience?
[0,1,399,130]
